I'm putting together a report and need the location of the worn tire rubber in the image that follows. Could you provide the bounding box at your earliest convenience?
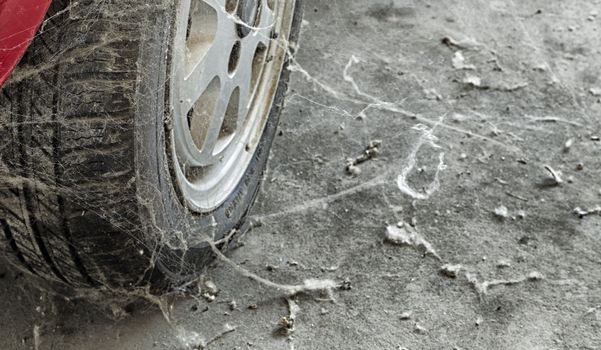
[0,0,302,292]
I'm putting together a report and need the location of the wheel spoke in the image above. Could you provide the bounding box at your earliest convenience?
[231,0,275,131]
[179,42,226,114]
[179,3,238,114]
[199,83,237,161]
[203,0,227,12]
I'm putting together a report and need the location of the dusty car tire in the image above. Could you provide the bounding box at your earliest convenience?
[0,0,302,291]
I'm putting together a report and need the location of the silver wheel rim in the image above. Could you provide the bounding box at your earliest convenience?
[169,0,295,212]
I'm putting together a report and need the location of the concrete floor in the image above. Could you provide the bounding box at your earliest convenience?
[1,0,601,349]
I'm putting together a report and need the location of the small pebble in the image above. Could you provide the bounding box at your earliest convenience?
[463,75,482,87]
[346,165,362,176]
[527,271,544,281]
[204,280,218,295]
[496,258,511,268]
[494,205,509,219]
[339,279,352,290]
[590,88,601,96]
[410,217,418,226]
[563,138,574,152]
[440,264,463,278]
[414,323,428,334]
[400,312,412,320]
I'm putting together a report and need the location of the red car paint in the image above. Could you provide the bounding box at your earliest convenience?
[0,0,51,87]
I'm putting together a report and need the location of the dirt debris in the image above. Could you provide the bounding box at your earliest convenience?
[460,76,528,91]
[345,140,382,175]
[451,112,469,123]
[201,280,218,302]
[440,264,463,278]
[266,264,279,272]
[506,192,528,202]
[423,88,443,100]
[466,271,545,296]
[385,222,442,261]
[462,75,485,88]
[563,138,574,152]
[452,51,476,70]
[399,311,412,320]
[496,259,511,268]
[573,206,601,218]
[346,164,362,176]
[495,177,508,185]
[527,271,545,281]
[339,279,352,291]
[488,57,504,72]
[542,165,563,187]
[441,35,483,51]
[274,298,299,338]
[203,280,218,295]
[413,323,428,334]
[493,205,509,219]
[585,305,601,316]
[494,82,528,91]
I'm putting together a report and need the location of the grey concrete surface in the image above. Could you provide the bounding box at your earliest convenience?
[1,0,601,349]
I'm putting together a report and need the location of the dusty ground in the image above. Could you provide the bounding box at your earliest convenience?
[1,0,601,349]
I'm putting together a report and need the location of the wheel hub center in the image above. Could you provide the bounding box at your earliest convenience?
[237,0,260,37]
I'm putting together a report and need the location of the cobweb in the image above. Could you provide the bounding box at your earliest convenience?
[1,0,600,349]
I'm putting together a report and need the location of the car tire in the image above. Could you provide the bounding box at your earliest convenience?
[0,0,302,291]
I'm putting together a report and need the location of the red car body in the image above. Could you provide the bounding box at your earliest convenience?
[0,0,51,87]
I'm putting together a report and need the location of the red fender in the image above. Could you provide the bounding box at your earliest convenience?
[0,0,52,87]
